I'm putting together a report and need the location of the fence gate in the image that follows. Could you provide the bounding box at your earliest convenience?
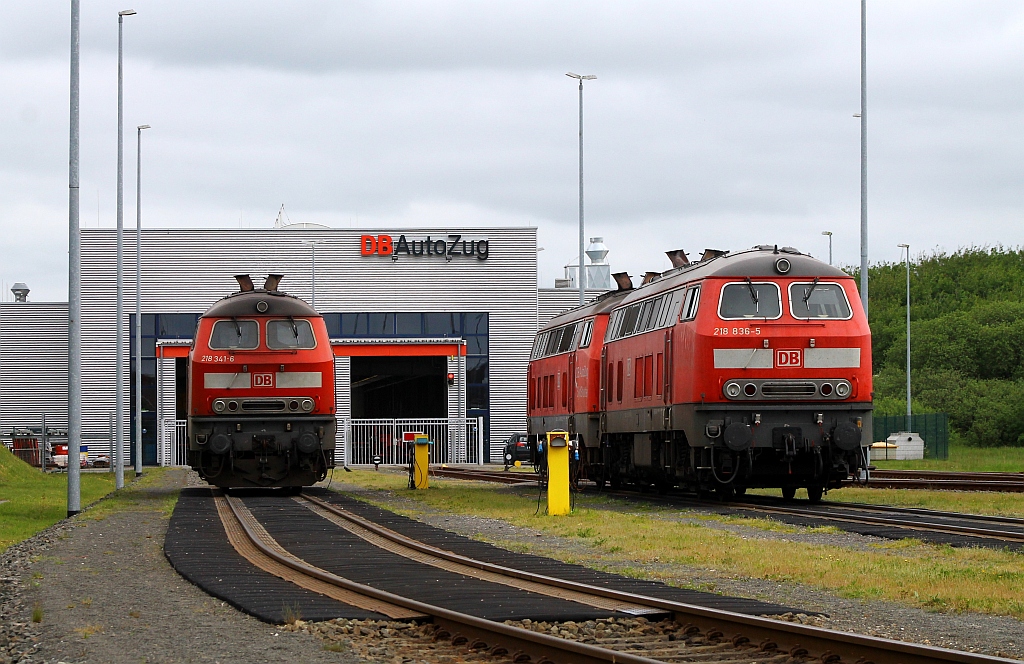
[338,417,484,466]
[159,419,189,467]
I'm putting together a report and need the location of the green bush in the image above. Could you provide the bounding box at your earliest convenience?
[855,247,1024,447]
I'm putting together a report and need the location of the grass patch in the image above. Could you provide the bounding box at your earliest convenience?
[31,604,43,623]
[73,624,103,639]
[331,468,1024,619]
[749,484,1024,519]
[0,446,117,553]
[79,467,177,521]
[872,442,1024,472]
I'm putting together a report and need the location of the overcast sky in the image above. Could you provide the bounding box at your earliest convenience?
[2,1,1023,302]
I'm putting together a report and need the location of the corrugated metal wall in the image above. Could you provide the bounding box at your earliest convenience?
[80,228,538,460]
[537,289,602,328]
[0,303,69,433]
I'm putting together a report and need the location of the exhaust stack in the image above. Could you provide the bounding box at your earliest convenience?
[612,272,633,291]
[235,275,254,292]
[264,274,283,291]
[665,249,689,268]
[700,249,728,262]
[641,271,660,285]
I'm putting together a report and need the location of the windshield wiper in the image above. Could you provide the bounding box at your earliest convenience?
[803,277,820,305]
[231,317,241,339]
[745,278,759,313]
[287,316,299,339]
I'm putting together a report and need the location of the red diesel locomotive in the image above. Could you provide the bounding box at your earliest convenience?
[188,274,336,488]
[528,246,872,501]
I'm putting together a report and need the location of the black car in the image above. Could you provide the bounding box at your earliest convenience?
[502,433,533,470]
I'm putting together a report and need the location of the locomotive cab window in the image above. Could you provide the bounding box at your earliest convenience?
[267,319,317,349]
[789,282,853,319]
[718,282,782,320]
[680,286,701,321]
[209,319,259,350]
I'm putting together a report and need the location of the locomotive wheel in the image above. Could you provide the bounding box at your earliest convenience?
[781,486,797,501]
[806,485,824,504]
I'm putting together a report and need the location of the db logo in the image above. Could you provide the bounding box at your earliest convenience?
[253,373,274,387]
[776,350,802,368]
[361,234,393,256]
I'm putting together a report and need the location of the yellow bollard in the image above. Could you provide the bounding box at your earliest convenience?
[546,431,570,515]
[413,433,430,489]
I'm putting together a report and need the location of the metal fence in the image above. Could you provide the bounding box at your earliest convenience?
[159,419,189,467]
[340,417,485,466]
[872,413,949,460]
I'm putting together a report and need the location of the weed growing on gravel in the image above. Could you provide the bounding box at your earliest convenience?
[335,469,1024,620]
[74,624,103,639]
[31,604,43,623]
[282,603,302,625]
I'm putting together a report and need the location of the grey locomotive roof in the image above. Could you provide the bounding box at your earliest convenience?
[540,288,633,332]
[540,246,847,329]
[201,289,320,319]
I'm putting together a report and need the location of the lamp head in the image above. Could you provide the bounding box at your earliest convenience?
[821,231,832,236]
[897,243,909,248]
[566,72,597,80]
[118,9,136,15]
[137,124,151,131]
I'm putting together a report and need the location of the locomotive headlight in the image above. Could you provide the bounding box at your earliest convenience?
[724,382,741,398]
[300,398,315,412]
[212,399,226,413]
[836,381,851,398]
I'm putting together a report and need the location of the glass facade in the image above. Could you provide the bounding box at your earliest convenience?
[129,313,200,466]
[325,312,490,442]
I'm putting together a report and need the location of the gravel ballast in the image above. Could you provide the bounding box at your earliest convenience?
[330,478,1024,660]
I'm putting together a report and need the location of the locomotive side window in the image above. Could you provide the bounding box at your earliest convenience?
[557,323,577,353]
[531,333,547,360]
[267,319,317,349]
[789,282,853,319]
[578,319,594,348]
[681,286,701,321]
[718,282,782,320]
[209,319,259,350]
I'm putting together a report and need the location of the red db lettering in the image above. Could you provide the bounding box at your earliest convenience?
[776,350,802,367]
[253,373,274,387]
[360,235,377,255]
[377,234,393,255]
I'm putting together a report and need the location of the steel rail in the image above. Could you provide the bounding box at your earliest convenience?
[432,469,1024,543]
[222,494,663,664]
[275,494,1018,664]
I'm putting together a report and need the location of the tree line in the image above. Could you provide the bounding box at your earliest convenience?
[854,247,1024,446]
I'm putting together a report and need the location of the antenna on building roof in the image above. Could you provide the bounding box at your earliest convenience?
[273,204,291,229]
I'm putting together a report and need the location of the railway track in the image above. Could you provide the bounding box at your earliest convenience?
[431,467,1024,547]
[863,469,1024,493]
[213,488,1015,664]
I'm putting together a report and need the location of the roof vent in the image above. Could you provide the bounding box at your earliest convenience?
[665,249,689,268]
[612,272,633,291]
[235,275,255,292]
[641,271,660,285]
[700,249,728,262]
[264,274,283,291]
[10,283,29,302]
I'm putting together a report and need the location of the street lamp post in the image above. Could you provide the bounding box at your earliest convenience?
[859,0,869,316]
[821,231,833,265]
[898,244,911,432]
[300,240,327,308]
[134,124,149,477]
[68,0,82,516]
[115,8,136,489]
[566,72,596,306]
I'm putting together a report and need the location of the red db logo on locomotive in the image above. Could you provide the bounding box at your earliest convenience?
[253,373,274,387]
[776,349,802,368]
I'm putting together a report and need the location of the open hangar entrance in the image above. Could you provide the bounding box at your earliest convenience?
[350,355,448,419]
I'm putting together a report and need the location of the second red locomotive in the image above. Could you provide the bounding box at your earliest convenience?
[188,274,336,488]
[528,246,872,501]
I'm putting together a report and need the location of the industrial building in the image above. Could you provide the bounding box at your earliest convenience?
[0,226,612,465]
